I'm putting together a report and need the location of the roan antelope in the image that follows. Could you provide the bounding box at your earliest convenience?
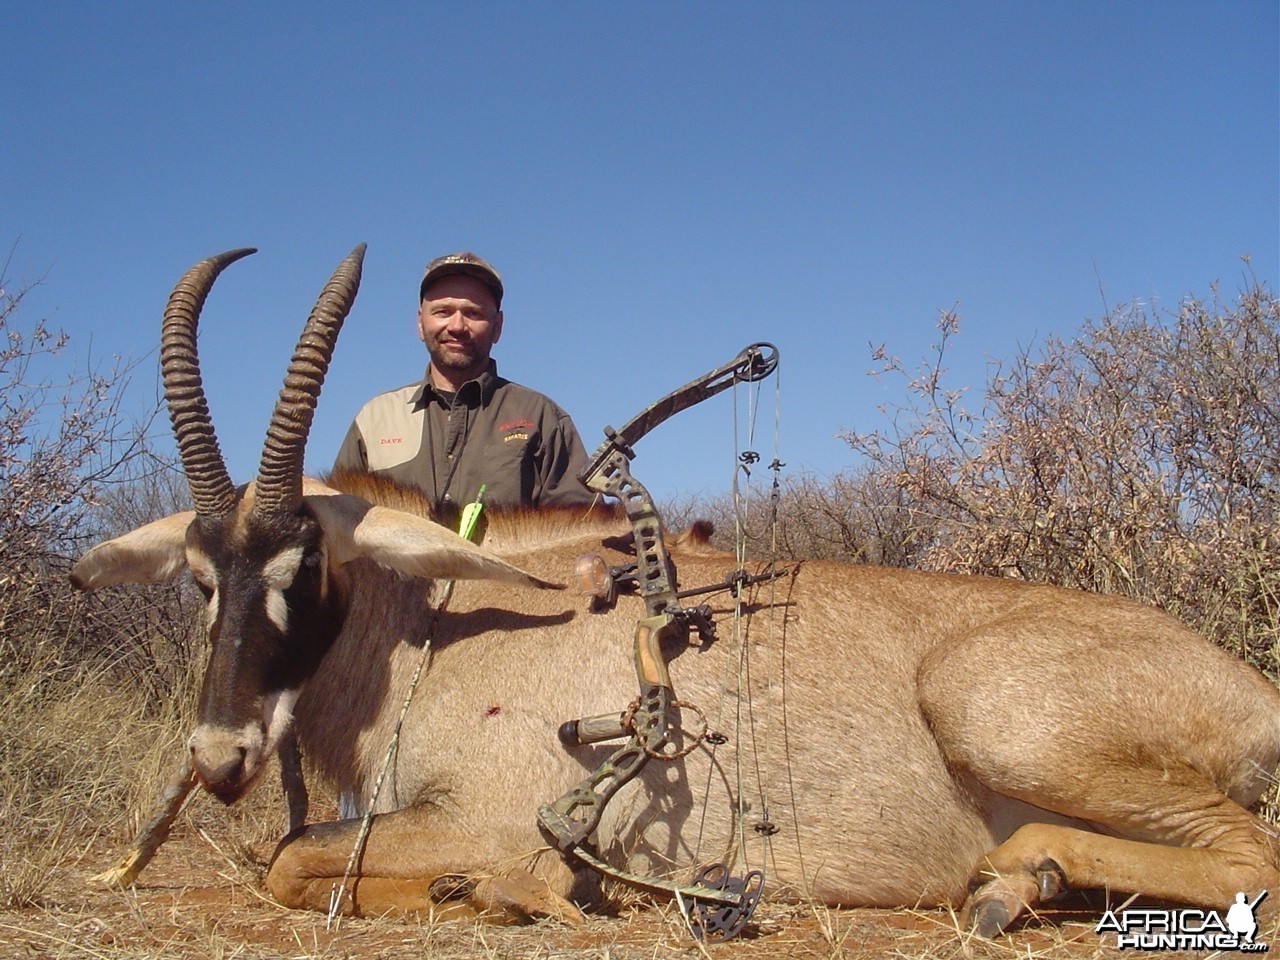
[73,246,1280,937]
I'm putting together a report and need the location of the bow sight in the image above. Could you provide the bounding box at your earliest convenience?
[537,342,779,942]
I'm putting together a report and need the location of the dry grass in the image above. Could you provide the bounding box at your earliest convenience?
[0,848,1189,960]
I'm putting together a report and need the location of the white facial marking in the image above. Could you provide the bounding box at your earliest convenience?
[206,587,220,630]
[265,587,289,632]
[239,721,263,758]
[262,546,304,589]
[262,689,299,756]
[260,546,304,634]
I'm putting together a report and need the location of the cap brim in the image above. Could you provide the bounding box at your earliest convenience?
[420,265,503,305]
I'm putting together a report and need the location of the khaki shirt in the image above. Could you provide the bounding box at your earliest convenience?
[332,362,594,511]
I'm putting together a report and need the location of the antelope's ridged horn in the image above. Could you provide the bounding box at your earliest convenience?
[161,248,258,519]
[254,243,366,516]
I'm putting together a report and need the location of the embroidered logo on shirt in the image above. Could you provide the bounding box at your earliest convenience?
[379,436,404,445]
[499,419,534,444]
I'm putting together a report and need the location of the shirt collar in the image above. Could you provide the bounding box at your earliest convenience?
[410,360,501,408]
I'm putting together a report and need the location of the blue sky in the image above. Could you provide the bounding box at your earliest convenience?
[5,2,1277,502]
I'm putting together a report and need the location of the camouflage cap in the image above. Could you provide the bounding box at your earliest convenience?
[419,252,504,308]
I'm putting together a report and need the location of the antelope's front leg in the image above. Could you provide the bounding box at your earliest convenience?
[266,808,584,925]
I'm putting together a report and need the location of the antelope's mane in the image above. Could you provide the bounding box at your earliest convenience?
[323,468,634,554]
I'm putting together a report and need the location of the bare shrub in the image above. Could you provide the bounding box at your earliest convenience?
[1,270,142,659]
[843,279,1280,675]
[665,467,933,569]
[0,281,138,556]
[0,259,205,680]
[0,258,213,908]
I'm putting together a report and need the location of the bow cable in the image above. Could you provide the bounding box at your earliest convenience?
[693,359,790,882]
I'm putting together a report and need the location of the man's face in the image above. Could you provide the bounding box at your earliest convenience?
[417,275,503,381]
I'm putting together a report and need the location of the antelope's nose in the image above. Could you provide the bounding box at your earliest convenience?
[189,726,254,802]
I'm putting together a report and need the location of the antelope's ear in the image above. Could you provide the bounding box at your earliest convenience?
[303,493,563,590]
[70,511,197,591]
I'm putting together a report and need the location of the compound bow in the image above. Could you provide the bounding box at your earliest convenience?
[537,342,780,941]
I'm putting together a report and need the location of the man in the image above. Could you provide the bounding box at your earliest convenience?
[332,252,595,513]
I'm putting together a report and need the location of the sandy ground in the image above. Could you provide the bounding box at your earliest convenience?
[1,819,1227,960]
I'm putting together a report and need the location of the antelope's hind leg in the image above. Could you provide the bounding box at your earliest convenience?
[266,808,584,925]
[960,780,1280,938]
[919,615,1280,937]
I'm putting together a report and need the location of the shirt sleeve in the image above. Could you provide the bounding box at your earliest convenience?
[536,410,596,508]
[331,419,368,474]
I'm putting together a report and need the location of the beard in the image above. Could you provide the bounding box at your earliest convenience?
[428,336,489,372]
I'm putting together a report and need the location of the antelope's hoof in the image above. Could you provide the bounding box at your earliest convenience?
[963,878,1031,939]
[476,871,586,926]
[966,896,1015,939]
[1036,858,1066,901]
[92,855,142,889]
